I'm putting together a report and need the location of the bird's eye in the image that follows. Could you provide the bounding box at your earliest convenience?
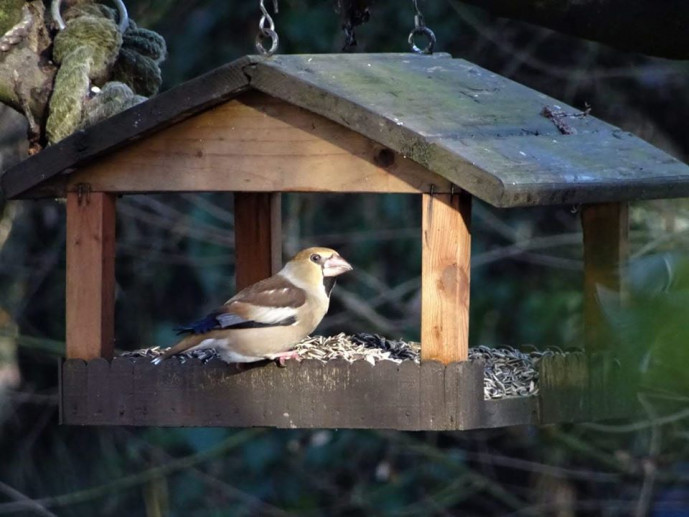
[310,253,321,263]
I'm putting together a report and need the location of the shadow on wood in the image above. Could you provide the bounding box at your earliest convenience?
[60,357,638,429]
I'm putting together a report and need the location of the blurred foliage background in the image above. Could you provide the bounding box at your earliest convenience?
[2,0,689,515]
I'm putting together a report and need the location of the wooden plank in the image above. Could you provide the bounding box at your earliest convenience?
[60,92,451,195]
[110,358,134,425]
[61,356,639,429]
[8,54,689,207]
[581,202,628,353]
[248,54,689,207]
[421,190,472,363]
[66,191,116,360]
[455,360,487,429]
[60,357,553,430]
[419,360,450,428]
[86,358,112,423]
[234,192,282,290]
[2,56,253,199]
[60,359,87,424]
[433,133,689,207]
[537,353,588,423]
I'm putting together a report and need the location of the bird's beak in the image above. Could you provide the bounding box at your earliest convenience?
[323,255,353,277]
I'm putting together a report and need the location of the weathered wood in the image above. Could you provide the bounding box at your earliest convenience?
[234,192,282,290]
[2,56,253,199]
[59,355,638,428]
[58,358,494,429]
[86,358,111,418]
[455,359,488,429]
[421,191,471,363]
[7,54,689,207]
[56,92,449,195]
[60,359,87,424]
[246,54,689,207]
[66,191,116,360]
[538,353,588,423]
[582,202,629,353]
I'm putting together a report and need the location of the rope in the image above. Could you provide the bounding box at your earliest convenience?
[46,1,166,144]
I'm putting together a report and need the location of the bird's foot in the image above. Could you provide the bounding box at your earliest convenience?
[267,350,302,367]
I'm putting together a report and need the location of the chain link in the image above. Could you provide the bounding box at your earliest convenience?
[408,0,435,54]
[51,0,129,32]
[256,0,279,56]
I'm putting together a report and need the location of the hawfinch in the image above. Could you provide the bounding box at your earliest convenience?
[153,247,352,364]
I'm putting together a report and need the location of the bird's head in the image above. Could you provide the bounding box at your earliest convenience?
[281,247,353,294]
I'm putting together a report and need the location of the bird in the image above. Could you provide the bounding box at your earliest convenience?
[152,247,352,365]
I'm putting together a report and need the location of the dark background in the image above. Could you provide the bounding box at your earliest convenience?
[1,1,689,515]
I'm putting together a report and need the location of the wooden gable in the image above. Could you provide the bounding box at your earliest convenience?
[60,92,449,195]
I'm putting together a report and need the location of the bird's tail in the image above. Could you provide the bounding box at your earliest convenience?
[151,334,208,364]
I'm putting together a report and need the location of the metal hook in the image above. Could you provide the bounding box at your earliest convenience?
[52,0,129,32]
[256,0,279,56]
[408,0,435,54]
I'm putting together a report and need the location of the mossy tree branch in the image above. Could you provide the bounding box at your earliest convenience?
[0,0,56,149]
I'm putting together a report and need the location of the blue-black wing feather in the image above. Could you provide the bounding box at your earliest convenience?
[174,311,295,335]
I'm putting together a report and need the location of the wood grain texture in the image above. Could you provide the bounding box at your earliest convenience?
[538,353,588,423]
[421,191,472,363]
[59,357,533,429]
[234,192,282,290]
[66,191,116,360]
[10,54,689,206]
[581,202,629,352]
[61,92,451,195]
[3,56,253,199]
[59,356,637,428]
[246,54,689,207]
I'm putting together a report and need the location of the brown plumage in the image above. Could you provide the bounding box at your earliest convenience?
[153,247,352,364]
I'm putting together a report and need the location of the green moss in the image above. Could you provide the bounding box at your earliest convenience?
[0,0,25,36]
[52,15,122,82]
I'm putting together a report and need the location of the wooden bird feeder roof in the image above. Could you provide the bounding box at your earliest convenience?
[4,53,689,203]
[4,53,680,429]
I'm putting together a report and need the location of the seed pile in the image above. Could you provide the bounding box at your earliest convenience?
[295,333,421,364]
[469,345,568,399]
[123,335,573,399]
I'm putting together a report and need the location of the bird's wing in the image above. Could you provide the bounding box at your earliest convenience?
[230,274,307,308]
[175,275,306,335]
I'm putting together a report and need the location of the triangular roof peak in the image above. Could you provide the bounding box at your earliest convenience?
[3,53,689,206]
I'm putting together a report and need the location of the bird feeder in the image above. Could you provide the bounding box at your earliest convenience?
[4,53,689,430]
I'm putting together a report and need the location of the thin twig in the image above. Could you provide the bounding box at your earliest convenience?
[377,431,528,512]
[464,451,621,483]
[0,429,263,513]
[634,394,661,517]
[580,407,689,433]
[122,429,290,517]
[0,481,58,517]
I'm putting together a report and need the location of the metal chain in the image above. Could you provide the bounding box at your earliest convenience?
[256,0,279,56]
[51,0,129,32]
[408,0,436,54]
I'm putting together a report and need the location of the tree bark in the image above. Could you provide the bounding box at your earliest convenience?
[0,0,56,149]
[453,0,689,59]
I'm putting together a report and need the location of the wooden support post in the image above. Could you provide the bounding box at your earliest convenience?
[581,202,629,352]
[234,193,282,290]
[66,190,116,360]
[421,190,472,363]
